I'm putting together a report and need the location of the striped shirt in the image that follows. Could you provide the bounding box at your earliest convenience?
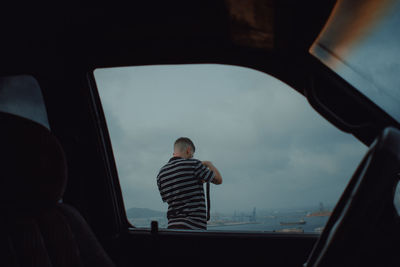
[157,157,215,230]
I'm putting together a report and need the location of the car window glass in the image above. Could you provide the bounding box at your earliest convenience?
[310,0,400,122]
[0,75,49,128]
[94,64,367,233]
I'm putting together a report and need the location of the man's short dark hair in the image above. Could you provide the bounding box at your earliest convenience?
[174,137,195,153]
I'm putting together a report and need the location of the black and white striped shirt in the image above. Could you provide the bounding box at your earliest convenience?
[157,157,215,230]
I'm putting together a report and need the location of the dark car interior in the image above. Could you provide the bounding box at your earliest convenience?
[1,1,400,266]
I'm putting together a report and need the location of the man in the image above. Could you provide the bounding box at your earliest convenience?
[157,137,222,230]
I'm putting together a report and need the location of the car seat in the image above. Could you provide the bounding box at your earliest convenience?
[0,111,115,267]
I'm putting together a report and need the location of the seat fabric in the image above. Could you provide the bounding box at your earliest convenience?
[0,112,115,267]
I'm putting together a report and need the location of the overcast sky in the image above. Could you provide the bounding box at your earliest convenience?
[94,64,367,214]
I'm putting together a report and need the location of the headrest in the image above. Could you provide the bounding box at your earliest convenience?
[0,112,67,210]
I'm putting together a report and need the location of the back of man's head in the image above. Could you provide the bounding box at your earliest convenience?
[174,137,195,153]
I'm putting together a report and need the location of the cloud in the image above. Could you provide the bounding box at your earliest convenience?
[95,64,367,213]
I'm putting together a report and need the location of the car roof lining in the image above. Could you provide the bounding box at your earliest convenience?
[3,0,391,146]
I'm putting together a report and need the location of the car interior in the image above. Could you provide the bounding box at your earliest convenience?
[1,0,400,266]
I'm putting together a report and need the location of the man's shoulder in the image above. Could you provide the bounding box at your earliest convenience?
[170,157,201,164]
[158,158,201,178]
[159,157,200,170]
[187,158,201,164]
[183,158,203,167]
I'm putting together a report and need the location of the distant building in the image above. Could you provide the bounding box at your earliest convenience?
[251,207,256,222]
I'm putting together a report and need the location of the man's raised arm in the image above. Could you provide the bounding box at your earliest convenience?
[202,161,222,185]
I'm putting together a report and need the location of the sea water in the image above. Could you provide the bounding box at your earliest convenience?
[207,215,329,233]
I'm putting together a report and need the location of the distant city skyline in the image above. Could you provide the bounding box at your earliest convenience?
[126,203,332,232]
